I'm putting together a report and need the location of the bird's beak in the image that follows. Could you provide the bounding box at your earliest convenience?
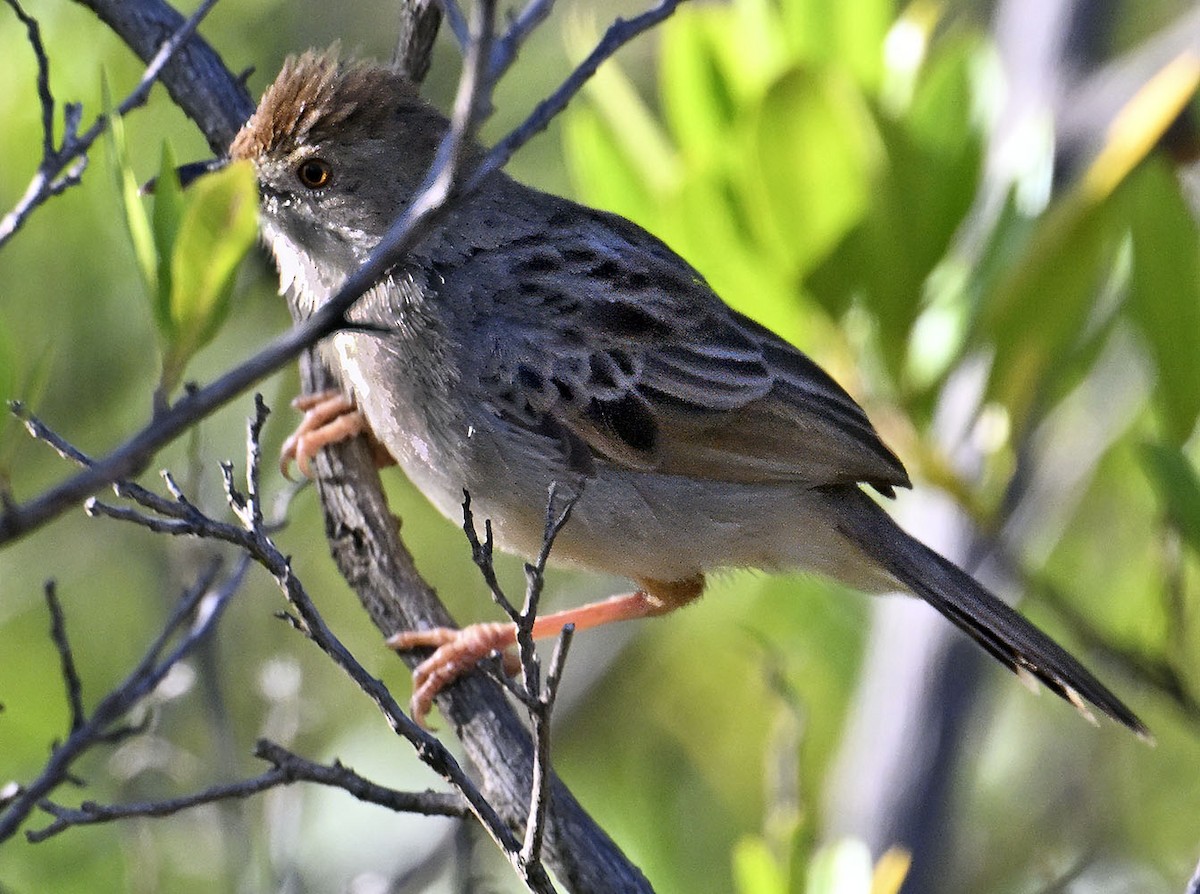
[139,157,229,196]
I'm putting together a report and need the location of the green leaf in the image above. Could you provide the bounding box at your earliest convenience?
[1123,158,1200,445]
[563,104,660,227]
[661,8,739,166]
[732,836,788,894]
[974,189,1121,434]
[742,67,876,276]
[781,0,893,90]
[160,160,257,393]
[1141,443,1200,556]
[104,74,157,303]
[151,142,186,340]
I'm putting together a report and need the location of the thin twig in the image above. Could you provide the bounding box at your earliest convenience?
[0,0,220,248]
[489,0,555,81]
[43,581,85,733]
[522,624,573,867]
[439,0,472,49]
[0,558,242,845]
[3,0,55,159]
[462,491,520,619]
[28,739,467,842]
[458,482,580,876]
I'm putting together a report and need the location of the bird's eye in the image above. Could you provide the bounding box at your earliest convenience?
[296,158,332,189]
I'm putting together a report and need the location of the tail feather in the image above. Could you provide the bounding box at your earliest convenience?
[823,485,1151,743]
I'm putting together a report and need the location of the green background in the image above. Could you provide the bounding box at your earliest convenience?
[2,1,1200,891]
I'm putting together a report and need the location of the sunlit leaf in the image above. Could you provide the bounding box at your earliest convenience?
[150,142,185,340]
[804,35,983,384]
[660,8,738,166]
[160,160,257,392]
[781,0,893,90]
[563,104,660,227]
[732,836,787,894]
[870,847,912,894]
[104,75,157,303]
[743,67,876,276]
[1082,51,1200,203]
[1123,158,1200,445]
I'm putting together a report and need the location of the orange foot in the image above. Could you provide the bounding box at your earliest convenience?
[387,580,705,725]
[388,622,520,725]
[280,390,394,479]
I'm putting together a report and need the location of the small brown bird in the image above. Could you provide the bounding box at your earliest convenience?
[228,49,1148,738]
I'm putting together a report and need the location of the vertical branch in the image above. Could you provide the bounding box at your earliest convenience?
[392,0,443,83]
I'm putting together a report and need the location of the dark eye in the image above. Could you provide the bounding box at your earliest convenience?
[296,158,332,189]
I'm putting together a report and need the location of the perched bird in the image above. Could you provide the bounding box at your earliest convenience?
[228,49,1147,738]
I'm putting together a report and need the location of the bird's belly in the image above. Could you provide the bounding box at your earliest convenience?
[337,339,881,589]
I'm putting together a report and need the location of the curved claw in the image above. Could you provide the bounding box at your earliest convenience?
[387,622,518,726]
[279,390,363,480]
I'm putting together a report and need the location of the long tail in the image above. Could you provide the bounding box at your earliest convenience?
[820,484,1151,742]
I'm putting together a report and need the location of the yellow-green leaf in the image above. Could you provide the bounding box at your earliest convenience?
[1123,158,1200,445]
[732,836,788,894]
[743,67,876,276]
[151,142,186,340]
[104,74,157,303]
[161,160,257,392]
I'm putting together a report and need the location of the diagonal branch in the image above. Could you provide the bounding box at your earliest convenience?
[28,739,467,842]
[0,558,244,845]
[0,0,221,249]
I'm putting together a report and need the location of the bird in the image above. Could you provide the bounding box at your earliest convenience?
[226,49,1148,738]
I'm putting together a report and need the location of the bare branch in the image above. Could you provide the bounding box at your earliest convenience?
[0,0,220,249]
[73,0,254,150]
[43,581,85,734]
[0,559,243,845]
[440,0,472,49]
[456,483,580,876]
[3,0,55,159]
[28,739,467,842]
[489,0,555,81]
[522,624,573,868]
[393,0,444,82]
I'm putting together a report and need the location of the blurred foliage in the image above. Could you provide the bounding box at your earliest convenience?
[0,0,1199,893]
[564,0,1200,890]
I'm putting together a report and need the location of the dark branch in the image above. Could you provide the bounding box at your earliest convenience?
[0,0,221,249]
[43,581,85,734]
[3,0,55,159]
[28,739,467,842]
[393,0,444,83]
[73,0,253,150]
[0,559,243,845]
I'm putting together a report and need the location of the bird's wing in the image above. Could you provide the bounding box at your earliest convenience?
[447,198,910,493]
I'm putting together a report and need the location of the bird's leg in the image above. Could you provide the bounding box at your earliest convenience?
[389,576,705,725]
[280,389,395,478]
